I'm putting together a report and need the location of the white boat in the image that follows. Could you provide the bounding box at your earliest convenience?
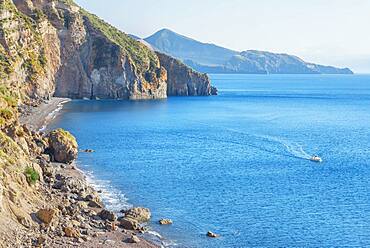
[310,156,322,163]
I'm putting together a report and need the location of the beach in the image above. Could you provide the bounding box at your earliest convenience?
[7,98,161,248]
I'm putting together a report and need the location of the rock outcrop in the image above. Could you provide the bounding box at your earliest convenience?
[1,0,216,103]
[48,128,78,163]
[156,52,217,96]
[123,207,151,223]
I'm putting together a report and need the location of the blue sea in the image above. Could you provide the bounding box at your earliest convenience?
[49,74,370,247]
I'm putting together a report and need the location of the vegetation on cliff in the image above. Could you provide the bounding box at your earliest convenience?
[80,9,159,75]
[0,0,47,82]
[0,85,19,128]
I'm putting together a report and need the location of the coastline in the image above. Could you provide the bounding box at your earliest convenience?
[14,98,161,248]
[19,97,71,131]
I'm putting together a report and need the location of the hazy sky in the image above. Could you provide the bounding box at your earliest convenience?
[75,0,370,73]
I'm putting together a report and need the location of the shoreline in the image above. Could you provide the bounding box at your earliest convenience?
[17,97,162,248]
[19,97,71,131]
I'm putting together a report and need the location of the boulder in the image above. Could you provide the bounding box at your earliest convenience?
[105,221,118,231]
[159,219,173,225]
[36,208,57,225]
[64,226,80,238]
[88,200,104,209]
[48,129,78,163]
[123,207,151,223]
[207,231,220,238]
[125,235,140,243]
[99,209,117,222]
[119,217,140,230]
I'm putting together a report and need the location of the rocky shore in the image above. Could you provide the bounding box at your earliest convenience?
[0,99,160,248]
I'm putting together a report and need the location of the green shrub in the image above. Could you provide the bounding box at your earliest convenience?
[25,167,40,184]
[0,108,13,120]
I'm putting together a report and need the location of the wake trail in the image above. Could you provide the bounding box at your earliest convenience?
[178,120,312,161]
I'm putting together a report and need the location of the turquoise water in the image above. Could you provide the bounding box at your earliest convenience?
[50,74,370,247]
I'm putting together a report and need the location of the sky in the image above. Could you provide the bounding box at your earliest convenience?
[75,0,370,73]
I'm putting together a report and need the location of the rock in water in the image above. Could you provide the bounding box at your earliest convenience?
[159,219,173,225]
[207,231,220,238]
[156,52,216,96]
[123,207,151,223]
[48,129,78,163]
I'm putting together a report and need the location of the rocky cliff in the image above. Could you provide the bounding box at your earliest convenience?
[157,52,217,96]
[0,0,216,246]
[1,0,215,103]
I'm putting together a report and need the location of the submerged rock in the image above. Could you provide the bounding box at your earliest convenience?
[48,129,78,163]
[80,149,95,153]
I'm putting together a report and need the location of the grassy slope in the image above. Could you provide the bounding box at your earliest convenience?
[79,8,159,75]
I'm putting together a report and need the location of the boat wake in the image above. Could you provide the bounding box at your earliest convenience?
[256,134,312,160]
[179,121,313,161]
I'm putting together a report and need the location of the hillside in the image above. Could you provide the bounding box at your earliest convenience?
[0,0,216,246]
[145,28,238,66]
[145,29,353,75]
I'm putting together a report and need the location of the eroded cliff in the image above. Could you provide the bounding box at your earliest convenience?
[0,0,216,246]
[157,52,217,96]
[1,0,215,101]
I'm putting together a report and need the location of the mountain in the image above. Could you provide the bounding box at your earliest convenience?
[145,29,353,75]
[145,28,238,66]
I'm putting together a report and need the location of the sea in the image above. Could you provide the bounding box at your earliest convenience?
[49,74,370,247]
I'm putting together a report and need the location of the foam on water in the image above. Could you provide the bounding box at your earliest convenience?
[78,164,177,247]
[40,100,69,132]
[82,166,132,212]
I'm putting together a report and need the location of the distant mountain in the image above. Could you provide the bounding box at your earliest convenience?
[145,28,238,66]
[144,29,353,75]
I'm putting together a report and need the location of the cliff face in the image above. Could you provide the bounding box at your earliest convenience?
[0,0,61,104]
[10,0,169,100]
[1,0,214,101]
[0,0,216,245]
[157,52,217,96]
